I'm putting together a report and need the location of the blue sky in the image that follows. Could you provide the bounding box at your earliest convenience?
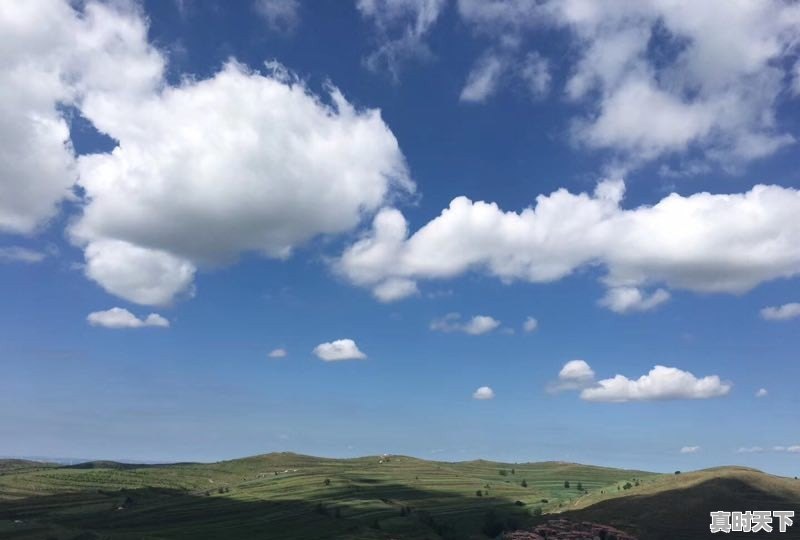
[1,0,799,476]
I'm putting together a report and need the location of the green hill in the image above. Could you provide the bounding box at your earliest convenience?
[561,466,800,539]
[0,453,795,539]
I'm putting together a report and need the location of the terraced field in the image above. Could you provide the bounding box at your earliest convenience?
[0,453,653,539]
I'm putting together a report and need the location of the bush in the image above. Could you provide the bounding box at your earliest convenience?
[675,470,681,475]
[514,500,525,506]
[323,478,331,486]
[521,479,528,487]
[476,489,483,497]
[499,469,508,476]
[564,480,570,489]
[576,482,583,491]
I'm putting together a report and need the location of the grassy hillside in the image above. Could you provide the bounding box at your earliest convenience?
[0,453,652,539]
[1,454,796,539]
[562,466,800,539]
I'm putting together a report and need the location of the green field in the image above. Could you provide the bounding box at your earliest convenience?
[0,453,797,539]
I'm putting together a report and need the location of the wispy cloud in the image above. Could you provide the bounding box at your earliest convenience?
[430,313,500,335]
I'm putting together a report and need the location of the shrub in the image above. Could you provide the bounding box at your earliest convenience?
[564,480,570,488]
[521,479,528,487]
[323,478,331,486]
[476,489,483,497]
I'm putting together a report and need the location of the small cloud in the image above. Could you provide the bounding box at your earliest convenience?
[755,388,768,398]
[0,246,46,263]
[549,359,595,393]
[760,302,800,321]
[599,287,670,314]
[430,313,500,335]
[87,307,169,329]
[523,316,538,333]
[736,446,764,454]
[773,445,800,453]
[373,278,418,302]
[313,339,366,361]
[472,386,495,400]
[268,348,287,358]
[680,446,700,454]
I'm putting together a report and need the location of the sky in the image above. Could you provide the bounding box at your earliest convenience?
[1,0,799,476]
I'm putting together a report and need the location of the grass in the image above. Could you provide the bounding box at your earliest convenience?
[0,453,796,539]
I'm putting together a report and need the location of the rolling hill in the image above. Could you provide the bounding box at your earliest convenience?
[0,453,796,539]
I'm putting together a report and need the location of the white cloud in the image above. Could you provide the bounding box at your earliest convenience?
[599,287,670,314]
[522,316,538,332]
[736,446,764,454]
[430,313,500,335]
[313,339,367,361]
[338,180,800,308]
[459,51,550,104]
[680,446,700,454]
[773,446,800,453]
[268,348,287,358]
[87,307,169,329]
[372,278,419,302]
[83,240,196,306]
[755,388,768,398]
[254,0,300,33]
[549,359,595,392]
[518,52,550,100]
[472,386,495,400]
[458,0,800,168]
[3,2,411,306]
[0,0,163,234]
[69,59,410,305]
[357,0,446,79]
[460,53,505,103]
[0,246,47,263]
[580,365,731,403]
[760,303,800,321]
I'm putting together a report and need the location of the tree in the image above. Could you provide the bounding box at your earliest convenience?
[576,482,583,491]
[511,468,516,475]
[675,470,681,475]
[521,479,528,488]
[323,478,331,486]
[499,469,508,476]
[623,482,633,490]
[476,489,483,497]
[564,480,570,489]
